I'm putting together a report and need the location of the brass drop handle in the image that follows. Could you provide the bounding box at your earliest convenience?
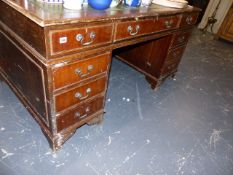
[76,32,96,46]
[178,36,185,43]
[168,64,176,70]
[75,107,90,119]
[75,88,91,100]
[146,61,152,67]
[75,65,94,78]
[127,25,140,36]
[186,16,193,25]
[165,19,174,28]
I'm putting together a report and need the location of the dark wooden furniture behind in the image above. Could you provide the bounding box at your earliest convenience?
[217,4,233,42]
[0,0,200,150]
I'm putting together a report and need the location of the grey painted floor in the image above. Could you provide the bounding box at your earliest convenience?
[0,29,233,175]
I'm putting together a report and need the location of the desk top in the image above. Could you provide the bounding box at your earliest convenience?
[1,0,200,27]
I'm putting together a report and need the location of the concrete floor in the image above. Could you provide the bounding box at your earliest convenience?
[0,29,233,175]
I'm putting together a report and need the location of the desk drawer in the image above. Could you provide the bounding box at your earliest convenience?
[180,13,199,27]
[161,46,186,76]
[165,45,186,63]
[154,15,180,32]
[114,19,155,41]
[170,30,191,48]
[57,96,104,132]
[161,61,179,76]
[52,53,111,90]
[50,24,113,55]
[55,76,106,112]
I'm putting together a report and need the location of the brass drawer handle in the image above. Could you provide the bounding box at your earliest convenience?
[76,32,96,46]
[75,65,94,78]
[75,88,91,100]
[146,61,152,67]
[75,107,90,119]
[186,16,193,25]
[168,64,176,70]
[165,19,174,28]
[127,25,140,36]
[178,36,185,43]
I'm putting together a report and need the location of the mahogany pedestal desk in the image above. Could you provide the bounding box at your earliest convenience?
[0,0,200,150]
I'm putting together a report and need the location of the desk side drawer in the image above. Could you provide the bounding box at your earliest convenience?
[52,53,111,90]
[161,61,179,76]
[114,19,155,42]
[161,45,186,76]
[57,96,104,132]
[165,45,186,63]
[55,76,106,112]
[50,24,113,55]
[170,30,192,48]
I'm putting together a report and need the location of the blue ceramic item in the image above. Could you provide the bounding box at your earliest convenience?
[88,0,112,10]
[124,0,141,7]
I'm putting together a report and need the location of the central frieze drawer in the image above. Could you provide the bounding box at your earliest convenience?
[114,16,179,42]
[50,24,113,55]
[55,76,106,112]
[57,96,104,132]
[114,19,155,41]
[154,15,180,32]
[52,53,111,90]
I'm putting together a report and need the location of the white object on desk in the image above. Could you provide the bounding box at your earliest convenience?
[152,0,188,9]
[141,0,152,6]
[63,0,84,10]
[39,0,63,3]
